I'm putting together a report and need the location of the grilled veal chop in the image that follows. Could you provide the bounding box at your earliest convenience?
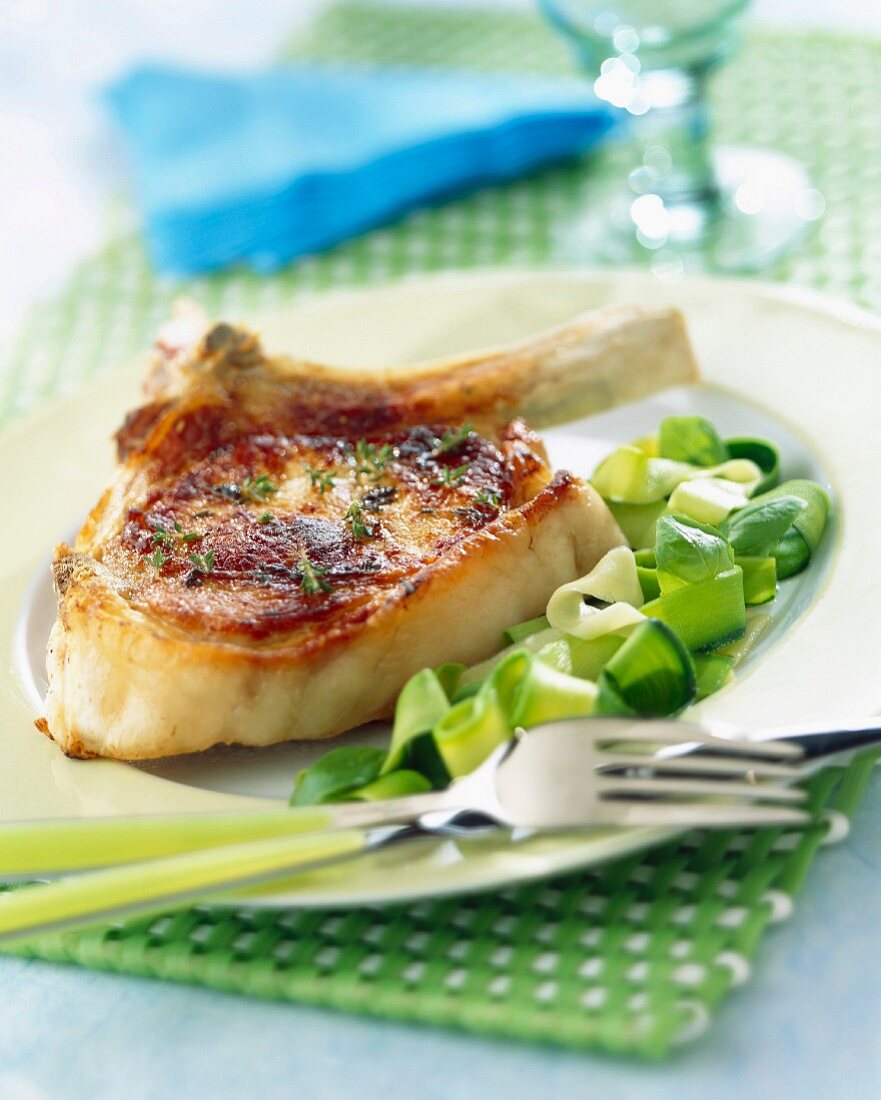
[43,299,698,759]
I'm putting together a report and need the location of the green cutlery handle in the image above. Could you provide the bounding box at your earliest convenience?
[0,828,368,943]
[0,807,338,875]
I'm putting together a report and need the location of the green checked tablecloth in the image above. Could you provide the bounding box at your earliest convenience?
[4,2,881,1060]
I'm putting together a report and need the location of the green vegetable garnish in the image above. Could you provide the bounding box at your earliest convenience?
[345,499,377,540]
[654,514,734,588]
[290,746,386,806]
[658,415,728,467]
[725,437,780,494]
[641,567,745,652]
[597,619,696,717]
[434,463,469,488]
[432,423,473,455]
[242,474,278,502]
[501,615,549,647]
[298,555,332,595]
[305,465,336,494]
[289,414,832,807]
[474,487,503,509]
[149,547,168,573]
[353,440,393,479]
[188,550,215,575]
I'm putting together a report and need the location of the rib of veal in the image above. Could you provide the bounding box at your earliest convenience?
[42,300,698,759]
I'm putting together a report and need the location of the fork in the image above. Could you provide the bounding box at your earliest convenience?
[1,716,880,943]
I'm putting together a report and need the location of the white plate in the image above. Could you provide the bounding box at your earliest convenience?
[4,268,880,908]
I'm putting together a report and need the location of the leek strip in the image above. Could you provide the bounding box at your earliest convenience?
[434,685,512,778]
[659,415,728,467]
[458,626,560,690]
[737,555,777,605]
[634,548,656,567]
[597,620,696,717]
[774,530,811,579]
[502,615,549,647]
[637,566,661,601]
[725,437,780,493]
[608,499,667,548]
[510,660,598,727]
[667,477,751,526]
[641,567,746,652]
[717,610,772,665]
[381,668,452,775]
[436,650,603,776]
[693,653,734,700]
[631,433,660,456]
[436,663,466,698]
[536,633,624,680]
[772,480,830,552]
[546,546,646,641]
[290,747,386,806]
[346,771,432,801]
[592,446,761,504]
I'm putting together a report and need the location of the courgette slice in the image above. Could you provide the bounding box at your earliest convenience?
[693,653,735,700]
[725,436,780,493]
[597,619,696,717]
[736,555,777,605]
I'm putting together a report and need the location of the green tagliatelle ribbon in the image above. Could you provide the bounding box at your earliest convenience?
[545,545,646,640]
[591,446,762,505]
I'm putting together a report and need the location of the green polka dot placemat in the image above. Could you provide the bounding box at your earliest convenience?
[4,1,881,1060]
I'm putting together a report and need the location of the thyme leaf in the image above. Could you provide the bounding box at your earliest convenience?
[474,487,502,508]
[352,440,394,480]
[188,550,215,575]
[305,465,336,494]
[345,500,377,540]
[149,547,168,573]
[298,554,332,595]
[432,423,473,456]
[242,475,278,502]
[433,463,469,488]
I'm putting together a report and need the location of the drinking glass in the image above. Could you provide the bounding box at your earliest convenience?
[539,0,824,273]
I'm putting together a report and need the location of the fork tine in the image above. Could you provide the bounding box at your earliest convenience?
[595,752,801,781]
[592,727,804,760]
[591,800,811,829]
[597,775,807,803]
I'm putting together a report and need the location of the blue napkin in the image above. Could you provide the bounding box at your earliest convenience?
[106,64,614,275]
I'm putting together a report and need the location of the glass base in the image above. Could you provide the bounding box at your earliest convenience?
[553,146,823,276]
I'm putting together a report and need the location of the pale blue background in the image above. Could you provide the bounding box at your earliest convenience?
[2,774,880,1100]
[4,2,881,1097]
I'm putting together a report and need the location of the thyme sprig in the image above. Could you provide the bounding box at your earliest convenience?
[474,487,503,508]
[305,465,336,494]
[432,423,473,456]
[433,463,469,488]
[298,554,332,595]
[147,519,201,572]
[242,474,278,503]
[351,440,394,480]
[150,519,200,547]
[149,547,168,573]
[345,499,378,541]
[188,550,215,575]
